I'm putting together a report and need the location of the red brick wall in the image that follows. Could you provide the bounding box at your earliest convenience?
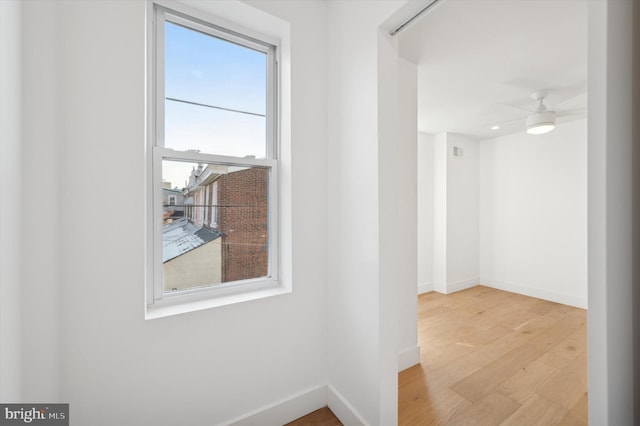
[217,167,269,282]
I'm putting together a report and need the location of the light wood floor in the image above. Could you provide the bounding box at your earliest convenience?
[288,286,588,425]
[285,407,342,425]
[401,286,587,425]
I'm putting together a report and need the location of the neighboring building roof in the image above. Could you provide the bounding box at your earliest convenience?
[162,218,222,263]
[163,188,184,195]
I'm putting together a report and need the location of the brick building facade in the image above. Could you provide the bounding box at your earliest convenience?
[216,167,269,282]
[180,165,269,284]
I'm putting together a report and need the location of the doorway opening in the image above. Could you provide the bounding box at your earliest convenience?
[395,1,589,423]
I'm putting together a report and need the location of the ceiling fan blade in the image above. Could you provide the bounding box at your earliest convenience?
[494,103,535,114]
[547,84,587,106]
[556,108,587,117]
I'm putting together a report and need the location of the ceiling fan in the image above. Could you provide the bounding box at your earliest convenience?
[496,89,586,135]
[525,90,557,135]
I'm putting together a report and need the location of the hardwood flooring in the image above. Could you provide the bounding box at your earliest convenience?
[285,407,342,425]
[287,286,588,425]
[400,286,588,425]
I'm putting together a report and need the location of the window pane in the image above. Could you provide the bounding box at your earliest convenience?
[165,100,266,158]
[164,21,267,158]
[161,160,269,293]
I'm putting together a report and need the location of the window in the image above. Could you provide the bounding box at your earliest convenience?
[148,3,279,310]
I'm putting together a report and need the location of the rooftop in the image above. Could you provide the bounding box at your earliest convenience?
[162,218,222,263]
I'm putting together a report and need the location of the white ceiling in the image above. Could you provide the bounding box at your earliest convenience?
[398,0,588,140]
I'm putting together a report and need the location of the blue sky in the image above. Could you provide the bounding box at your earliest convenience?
[162,21,267,189]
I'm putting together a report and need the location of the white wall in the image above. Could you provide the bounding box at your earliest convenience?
[417,133,434,294]
[431,133,479,294]
[326,1,413,424]
[9,1,421,424]
[0,0,23,403]
[587,1,636,423]
[378,44,419,378]
[395,57,419,370]
[12,1,330,424]
[9,0,636,423]
[432,133,447,292]
[326,4,381,422]
[20,0,62,402]
[423,122,586,308]
[479,119,588,308]
[446,134,479,289]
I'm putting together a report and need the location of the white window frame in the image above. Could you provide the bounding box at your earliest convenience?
[146,1,281,315]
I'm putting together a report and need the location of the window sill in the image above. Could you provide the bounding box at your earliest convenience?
[145,282,291,320]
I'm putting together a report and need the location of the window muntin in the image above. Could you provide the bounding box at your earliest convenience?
[150,5,278,306]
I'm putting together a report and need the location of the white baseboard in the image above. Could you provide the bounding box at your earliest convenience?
[484,279,587,309]
[433,282,447,294]
[398,345,420,372]
[433,277,479,294]
[227,385,326,426]
[446,277,479,293]
[227,383,370,426]
[418,282,433,294]
[327,385,368,426]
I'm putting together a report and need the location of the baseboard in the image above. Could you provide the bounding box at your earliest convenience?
[433,282,447,294]
[398,345,420,372]
[227,384,370,426]
[446,277,479,293]
[227,384,327,426]
[432,278,479,295]
[484,279,587,309]
[418,282,433,294]
[327,385,367,426]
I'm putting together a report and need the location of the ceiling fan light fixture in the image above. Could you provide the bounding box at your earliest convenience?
[526,111,556,135]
